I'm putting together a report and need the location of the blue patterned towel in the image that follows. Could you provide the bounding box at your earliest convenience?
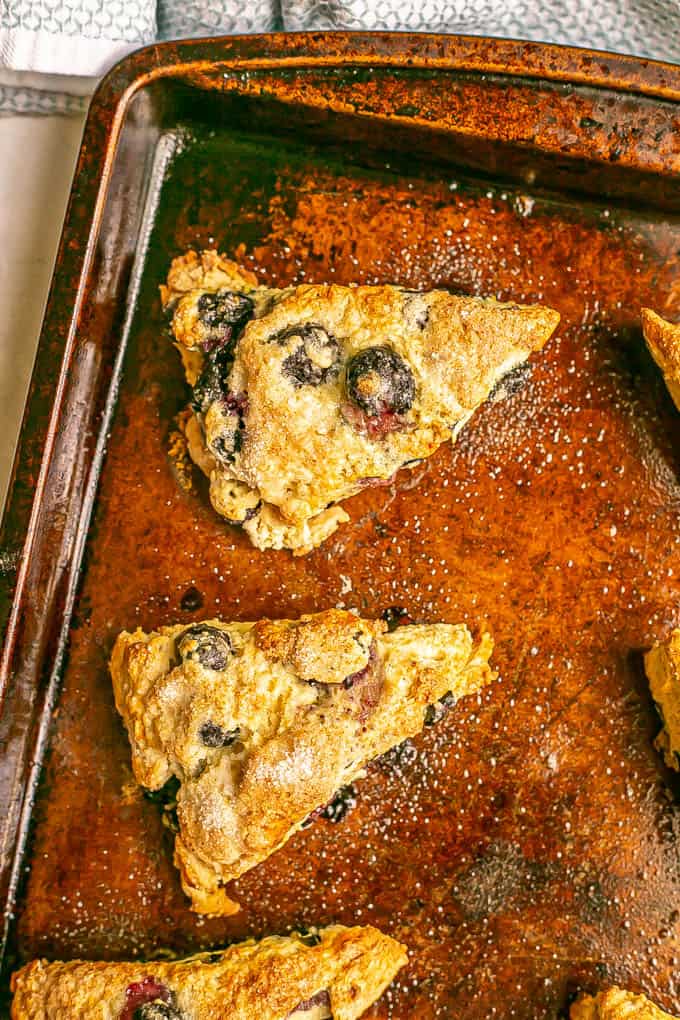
[1,0,679,114]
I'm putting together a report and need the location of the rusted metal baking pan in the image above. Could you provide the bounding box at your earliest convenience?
[1,31,679,1019]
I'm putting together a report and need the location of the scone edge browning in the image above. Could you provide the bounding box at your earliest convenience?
[571,987,677,1020]
[111,609,495,914]
[643,627,680,770]
[11,923,408,1020]
[641,308,680,410]
[163,250,560,553]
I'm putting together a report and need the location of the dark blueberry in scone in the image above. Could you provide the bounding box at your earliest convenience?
[346,346,415,416]
[178,625,233,670]
[192,340,251,415]
[199,721,240,748]
[191,342,239,413]
[197,290,254,350]
[191,355,224,413]
[134,1003,183,1020]
[204,400,242,463]
[275,323,342,387]
[123,978,180,1020]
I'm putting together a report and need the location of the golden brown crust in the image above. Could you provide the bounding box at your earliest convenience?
[644,627,680,769]
[110,609,495,913]
[571,987,677,1020]
[165,251,560,553]
[160,250,259,311]
[11,924,407,1020]
[641,308,680,410]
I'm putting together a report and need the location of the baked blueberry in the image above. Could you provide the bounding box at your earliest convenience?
[275,324,341,387]
[346,346,415,416]
[197,290,254,350]
[210,478,261,525]
[191,340,242,413]
[204,400,242,464]
[199,721,240,748]
[191,353,225,414]
[178,625,233,670]
[134,1003,183,1020]
[192,351,250,418]
[122,978,180,1020]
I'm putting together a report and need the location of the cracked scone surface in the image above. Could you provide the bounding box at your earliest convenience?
[11,923,407,1020]
[162,250,560,553]
[111,608,495,914]
[644,627,680,769]
[571,988,676,1020]
[641,308,680,410]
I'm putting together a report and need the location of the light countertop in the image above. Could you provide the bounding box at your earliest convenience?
[0,112,85,510]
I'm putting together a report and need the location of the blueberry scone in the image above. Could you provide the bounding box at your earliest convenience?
[571,988,676,1020]
[641,308,680,410]
[11,923,407,1019]
[111,608,495,914]
[161,250,560,554]
[644,628,680,769]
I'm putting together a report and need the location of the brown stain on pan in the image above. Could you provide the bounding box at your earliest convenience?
[1,35,679,1020]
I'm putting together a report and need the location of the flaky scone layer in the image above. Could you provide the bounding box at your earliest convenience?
[11,924,407,1020]
[641,308,680,411]
[111,609,494,914]
[571,987,676,1020]
[644,627,680,770]
[162,250,560,553]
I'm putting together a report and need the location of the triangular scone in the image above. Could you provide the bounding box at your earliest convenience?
[641,308,680,410]
[162,250,560,554]
[644,627,680,770]
[11,924,407,1020]
[571,988,677,1020]
[111,609,495,914]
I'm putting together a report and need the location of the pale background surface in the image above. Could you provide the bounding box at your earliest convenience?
[0,113,85,507]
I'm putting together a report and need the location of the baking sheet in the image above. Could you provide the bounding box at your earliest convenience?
[0,34,679,1018]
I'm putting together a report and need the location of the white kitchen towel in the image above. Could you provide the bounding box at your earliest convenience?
[1,0,679,114]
